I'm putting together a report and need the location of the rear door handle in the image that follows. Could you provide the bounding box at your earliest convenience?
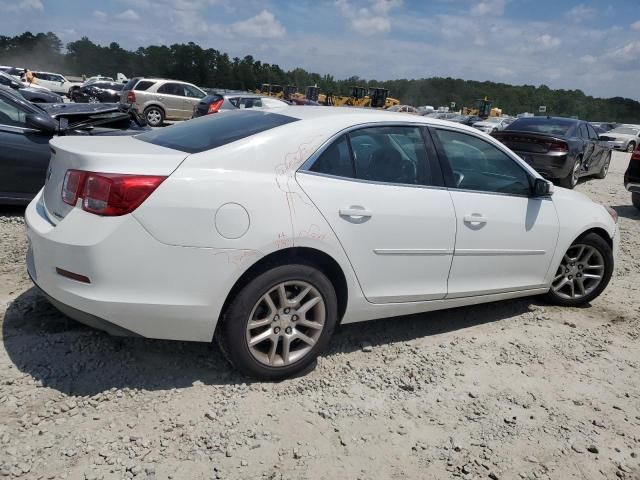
[339,207,372,218]
[463,214,487,224]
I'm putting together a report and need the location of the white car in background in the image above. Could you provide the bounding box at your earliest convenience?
[473,116,511,133]
[26,108,618,379]
[31,71,82,95]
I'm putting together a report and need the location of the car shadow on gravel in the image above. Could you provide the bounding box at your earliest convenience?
[3,287,534,396]
[0,205,26,217]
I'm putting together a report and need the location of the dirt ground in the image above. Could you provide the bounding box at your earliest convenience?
[0,152,638,480]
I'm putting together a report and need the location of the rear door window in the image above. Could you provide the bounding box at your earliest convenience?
[157,83,184,96]
[309,135,354,178]
[133,80,155,91]
[136,110,299,154]
[239,97,262,108]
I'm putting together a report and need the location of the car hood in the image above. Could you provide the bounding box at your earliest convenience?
[38,102,125,118]
[605,132,636,141]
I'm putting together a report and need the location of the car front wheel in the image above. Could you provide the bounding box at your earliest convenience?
[627,142,636,153]
[217,264,338,380]
[545,233,613,307]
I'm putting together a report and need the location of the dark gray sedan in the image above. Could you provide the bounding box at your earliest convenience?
[0,87,148,205]
[0,71,63,103]
[492,116,612,189]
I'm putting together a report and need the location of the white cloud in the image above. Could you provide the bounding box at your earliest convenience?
[608,41,640,66]
[115,9,140,21]
[536,34,561,49]
[471,0,507,17]
[631,20,640,31]
[230,10,286,38]
[566,4,595,22]
[336,0,402,35]
[93,10,108,20]
[0,0,43,12]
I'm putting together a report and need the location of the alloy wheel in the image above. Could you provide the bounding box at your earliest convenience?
[571,159,581,187]
[88,95,99,104]
[551,244,605,300]
[146,109,162,125]
[627,143,636,153]
[245,281,326,367]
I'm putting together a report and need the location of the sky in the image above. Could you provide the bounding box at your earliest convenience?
[1,0,639,100]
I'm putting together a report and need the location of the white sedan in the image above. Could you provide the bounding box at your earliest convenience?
[26,108,619,379]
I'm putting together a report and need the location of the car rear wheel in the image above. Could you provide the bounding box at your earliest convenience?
[595,152,611,179]
[217,264,338,380]
[559,157,581,189]
[627,142,636,153]
[144,106,164,127]
[88,95,99,104]
[545,233,613,307]
[632,192,640,210]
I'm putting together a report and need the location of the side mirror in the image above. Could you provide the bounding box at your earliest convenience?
[25,114,57,133]
[533,178,554,197]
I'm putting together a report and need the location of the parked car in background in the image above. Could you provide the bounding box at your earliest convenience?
[0,86,148,205]
[591,122,617,133]
[0,72,63,103]
[67,76,116,97]
[4,67,25,79]
[449,114,483,126]
[25,107,618,380]
[71,81,124,103]
[492,116,612,188]
[473,116,511,133]
[424,112,458,120]
[31,71,81,95]
[121,77,207,126]
[192,93,289,118]
[624,143,640,209]
[386,105,419,114]
[604,125,640,152]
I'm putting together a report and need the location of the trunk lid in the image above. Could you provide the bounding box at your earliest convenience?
[493,130,568,154]
[43,135,188,224]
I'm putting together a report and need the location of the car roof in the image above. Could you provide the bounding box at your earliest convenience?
[274,106,485,133]
[32,71,63,75]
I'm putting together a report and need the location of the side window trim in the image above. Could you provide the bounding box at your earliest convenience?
[429,126,535,197]
[299,122,445,188]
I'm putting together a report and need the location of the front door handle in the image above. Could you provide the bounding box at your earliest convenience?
[339,207,372,218]
[463,214,487,224]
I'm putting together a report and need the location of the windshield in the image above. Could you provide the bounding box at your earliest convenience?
[136,110,298,154]
[505,117,574,135]
[610,127,639,135]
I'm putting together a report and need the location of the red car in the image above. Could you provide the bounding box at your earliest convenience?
[624,144,640,209]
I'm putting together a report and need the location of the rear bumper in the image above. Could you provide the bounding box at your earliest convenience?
[514,151,572,179]
[625,182,640,194]
[25,190,258,342]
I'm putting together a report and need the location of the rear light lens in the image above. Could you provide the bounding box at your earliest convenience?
[207,98,224,114]
[631,147,640,161]
[547,141,568,153]
[62,170,85,206]
[61,169,166,216]
[126,91,136,103]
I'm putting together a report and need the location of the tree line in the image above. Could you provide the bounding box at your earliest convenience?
[1,31,638,122]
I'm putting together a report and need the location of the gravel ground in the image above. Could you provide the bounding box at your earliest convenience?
[0,152,638,480]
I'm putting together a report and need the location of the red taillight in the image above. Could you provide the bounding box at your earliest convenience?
[127,90,136,103]
[547,141,568,153]
[207,98,224,114]
[62,170,85,206]
[61,170,166,216]
[632,147,640,161]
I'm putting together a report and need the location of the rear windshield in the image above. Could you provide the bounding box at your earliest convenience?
[123,77,139,90]
[506,117,575,136]
[134,80,155,91]
[136,110,298,153]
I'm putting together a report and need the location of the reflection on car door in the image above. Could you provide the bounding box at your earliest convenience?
[586,123,605,172]
[579,123,596,169]
[297,126,456,303]
[432,128,559,297]
[156,83,184,120]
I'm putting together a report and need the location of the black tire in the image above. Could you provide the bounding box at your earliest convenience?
[143,106,164,127]
[632,192,640,210]
[627,142,636,153]
[559,156,581,189]
[217,264,338,380]
[594,152,611,179]
[544,232,613,307]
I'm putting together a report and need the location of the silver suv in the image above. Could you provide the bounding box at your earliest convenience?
[121,77,206,126]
